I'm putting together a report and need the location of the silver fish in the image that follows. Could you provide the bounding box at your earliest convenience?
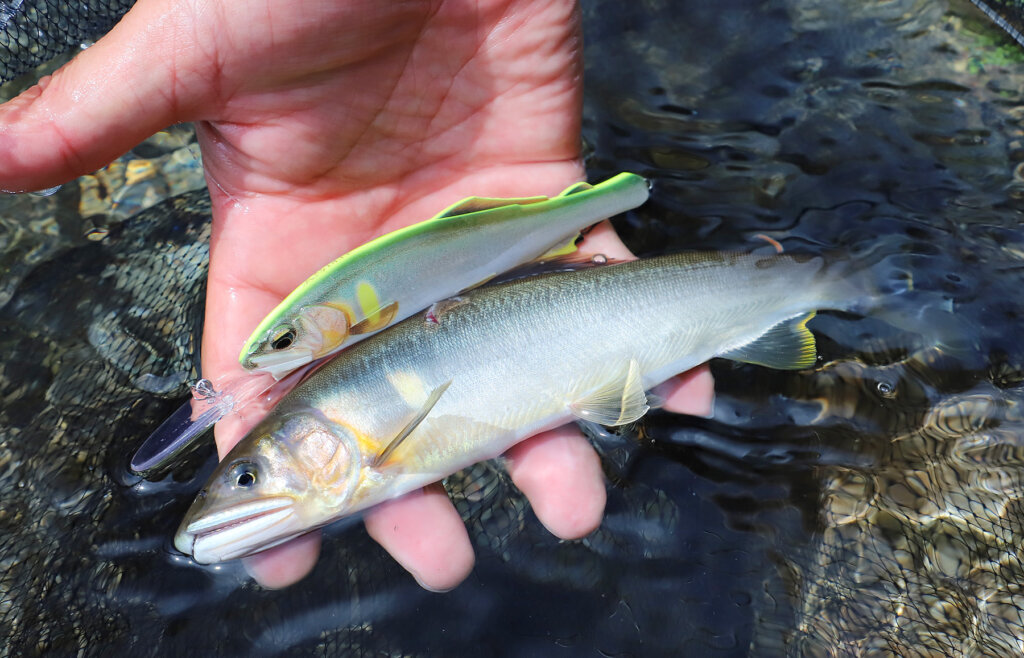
[175,252,866,563]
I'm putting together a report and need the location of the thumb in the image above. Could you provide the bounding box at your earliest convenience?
[0,0,207,192]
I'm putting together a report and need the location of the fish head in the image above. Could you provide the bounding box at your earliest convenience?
[174,409,362,563]
[240,304,352,379]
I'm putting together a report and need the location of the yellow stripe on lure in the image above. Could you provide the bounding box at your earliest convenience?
[240,173,650,379]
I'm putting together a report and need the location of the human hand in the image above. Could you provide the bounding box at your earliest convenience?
[0,0,713,590]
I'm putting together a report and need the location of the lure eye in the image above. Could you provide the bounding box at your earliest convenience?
[270,326,297,351]
[227,462,258,488]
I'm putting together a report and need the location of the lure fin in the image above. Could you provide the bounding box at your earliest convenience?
[558,181,594,196]
[532,181,601,257]
[433,179,599,219]
[349,300,399,335]
[435,195,548,219]
[538,233,581,259]
[720,311,818,370]
[570,359,650,426]
[372,380,452,468]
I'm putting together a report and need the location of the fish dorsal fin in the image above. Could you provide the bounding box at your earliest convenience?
[350,300,399,335]
[372,380,452,468]
[570,359,650,426]
[434,195,548,219]
[720,311,818,370]
[486,253,616,287]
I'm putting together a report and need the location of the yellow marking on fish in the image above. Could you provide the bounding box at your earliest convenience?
[386,371,431,409]
[318,413,388,472]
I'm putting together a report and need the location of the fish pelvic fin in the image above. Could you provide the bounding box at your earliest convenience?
[721,311,818,370]
[570,359,650,426]
[372,380,452,468]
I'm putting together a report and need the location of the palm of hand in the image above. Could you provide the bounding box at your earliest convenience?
[0,0,713,590]
[196,0,591,590]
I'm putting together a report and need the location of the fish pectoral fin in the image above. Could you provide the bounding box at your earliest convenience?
[434,195,548,219]
[350,300,399,335]
[372,380,452,468]
[720,311,818,370]
[570,359,650,426]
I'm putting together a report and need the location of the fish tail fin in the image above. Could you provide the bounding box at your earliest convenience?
[823,251,967,353]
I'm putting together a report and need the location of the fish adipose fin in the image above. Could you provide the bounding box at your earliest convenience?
[570,359,650,426]
[372,380,453,468]
[720,311,818,370]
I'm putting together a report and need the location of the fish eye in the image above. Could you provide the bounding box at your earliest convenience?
[227,461,258,488]
[270,326,297,351]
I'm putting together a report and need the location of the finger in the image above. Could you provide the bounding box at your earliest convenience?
[658,365,715,416]
[0,0,202,191]
[242,529,322,588]
[505,425,606,540]
[364,485,475,592]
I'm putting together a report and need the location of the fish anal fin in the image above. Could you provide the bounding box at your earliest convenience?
[350,300,399,335]
[435,195,548,219]
[721,311,818,370]
[372,380,452,468]
[570,359,650,426]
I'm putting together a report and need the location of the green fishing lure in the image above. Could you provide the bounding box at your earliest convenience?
[240,172,650,379]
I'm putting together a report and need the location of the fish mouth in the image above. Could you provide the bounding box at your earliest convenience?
[175,496,304,563]
[244,349,314,380]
